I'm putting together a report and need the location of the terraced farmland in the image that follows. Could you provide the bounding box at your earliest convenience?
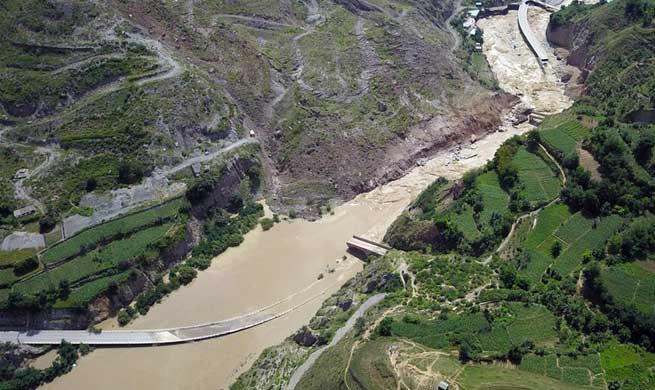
[450,204,480,241]
[601,261,655,316]
[14,223,173,296]
[390,304,557,355]
[476,171,510,225]
[517,202,622,281]
[540,116,590,157]
[513,147,562,205]
[520,353,604,387]
[41,197,186,265]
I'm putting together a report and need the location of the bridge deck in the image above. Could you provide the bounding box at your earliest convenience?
[0,311,276,346]
[518,0,550,64]
[0,283,332,346]
[346,236,389,257]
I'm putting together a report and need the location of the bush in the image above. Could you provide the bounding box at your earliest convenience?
[14,257,39,276]
[552,241,563,257]
[260,218,274,231]
[377,317,393,336]
[174,265,197,285]
[117,309,131,326]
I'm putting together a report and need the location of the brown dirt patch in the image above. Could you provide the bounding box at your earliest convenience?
[577,147,601,181]
[636,260,655,273]
[579,115,598,129]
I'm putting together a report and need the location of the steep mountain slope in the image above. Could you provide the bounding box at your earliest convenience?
[1,0,509,219]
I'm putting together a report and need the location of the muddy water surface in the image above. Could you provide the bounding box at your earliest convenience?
[44,7,572,390]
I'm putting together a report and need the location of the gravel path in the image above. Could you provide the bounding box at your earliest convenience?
[286,293,387,390]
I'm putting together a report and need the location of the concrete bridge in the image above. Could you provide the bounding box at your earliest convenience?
[518,0,552,65]
[0,282,328,346]
[346,236,390,257]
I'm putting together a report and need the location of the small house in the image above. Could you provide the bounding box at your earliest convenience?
[468,9,480,18]
[191,163,202,177]
[14,169,29,180]
[437,380,450,390]
[13,205,37,219]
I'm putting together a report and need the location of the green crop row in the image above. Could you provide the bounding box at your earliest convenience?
[41,197,186,264]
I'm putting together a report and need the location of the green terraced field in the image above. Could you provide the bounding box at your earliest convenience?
[513,147,562,205]
[54,271,132,308]
[451,204,481,241]
[540,116,590,157]
[553,215,622,276]
[15,223,172,295]
[602,261,655,316]
[392,304,556,356]
[520,353,603,387]
[42,197,185,264]
[518,202,622,280]
[600,342,655,388]
[0,248,37,267]
[476,171,510,225]
[0,268,18,287]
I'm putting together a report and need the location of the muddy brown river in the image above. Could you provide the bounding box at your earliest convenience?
[43,6,572,390]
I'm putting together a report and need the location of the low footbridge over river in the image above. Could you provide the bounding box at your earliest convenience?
[0,236,389,346]
[0,279,331,346]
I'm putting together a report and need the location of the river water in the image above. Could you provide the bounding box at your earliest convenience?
[43,5,572,390]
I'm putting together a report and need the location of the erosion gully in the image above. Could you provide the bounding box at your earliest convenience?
[43,5,572,390]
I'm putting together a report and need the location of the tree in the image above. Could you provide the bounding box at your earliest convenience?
[117,309,132,326]
[551,241,562,257]
[14,256,38,276]
[175,265,197,285]
[635,133,655,165]
[58,280,70,299]
[459,340,474,362]
[118,160,144,185]
[39,212,57,233]
[377,317,393,336]
[500,263,518,288]
[85,177,97,192]
[526,130,541,152]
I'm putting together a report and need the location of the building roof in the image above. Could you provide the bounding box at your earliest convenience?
[14,168,29,180]
[13,205,38,218]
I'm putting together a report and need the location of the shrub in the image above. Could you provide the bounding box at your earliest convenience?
[117,309,131,326]
[14,257,39,276]
[260,218,274,231]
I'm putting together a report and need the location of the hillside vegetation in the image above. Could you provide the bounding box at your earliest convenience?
[233,1,655,389]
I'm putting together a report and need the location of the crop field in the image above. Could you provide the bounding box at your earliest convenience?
[457,362,590,390]
[347,339,397,390]
[0,268,18,287]
[476,171,510,225]
[54,271,132,309]
[601,261,655,316]
[600,342,655,388]
[517,202,621,281]
[540,116,590,157]
[41,197,185,264]
[552,215,622,275]
[0,248,37,267]
[513,147,562,205]
[391,304,556,356]
[15,224,172,295]
[520,353,603,387]
[451,204,480,241]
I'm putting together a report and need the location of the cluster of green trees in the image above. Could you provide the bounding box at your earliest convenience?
[0,341,90,390]
[129,200,264,320]
[584,263,655,351]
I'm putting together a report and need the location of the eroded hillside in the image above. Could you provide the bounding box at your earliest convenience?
[1,0,510,219]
